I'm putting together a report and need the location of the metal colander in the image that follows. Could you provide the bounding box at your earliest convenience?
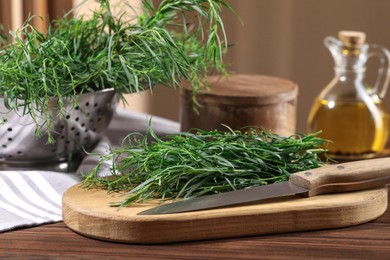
[0,89,118,171]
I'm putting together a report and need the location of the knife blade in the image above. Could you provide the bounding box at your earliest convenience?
[137,157,390,215]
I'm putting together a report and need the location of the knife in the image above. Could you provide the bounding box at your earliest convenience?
[137,157,390,215]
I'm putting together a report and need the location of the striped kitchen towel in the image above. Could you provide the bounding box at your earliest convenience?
[0,170,80,231]
[0,109,180,232]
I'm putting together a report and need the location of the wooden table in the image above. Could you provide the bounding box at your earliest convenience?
[1,188,389,259]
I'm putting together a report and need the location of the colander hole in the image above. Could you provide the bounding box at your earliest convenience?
[17,151,22,155]
[85,102,90,107]
[97,117,102,122]
[76,132,80,136]
[7,155,12,158]
[86,112,90,117]
[71,127,75,131]
[2,144,6,148]
[94,103,98,107]
[61,135,65,139]
[81,123,85,127]
[8,138,12,141]
[75,117,79,122]
[60,125,65,129]
[52,149,56,153]
[66,115,70,120]
[92,128,97,132]
[75,106,80,110]
[65,140,70,144]
[97,108,102,113]
[84,129,88,133]
[7,128,12,132]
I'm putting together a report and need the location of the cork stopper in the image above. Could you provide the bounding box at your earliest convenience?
[338,31,366,47]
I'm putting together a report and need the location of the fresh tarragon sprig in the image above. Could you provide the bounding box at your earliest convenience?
[83,126,327,207]
[0,0,233,142]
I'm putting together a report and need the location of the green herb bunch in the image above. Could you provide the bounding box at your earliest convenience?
[83,127,327,207]
[0,0,232,140]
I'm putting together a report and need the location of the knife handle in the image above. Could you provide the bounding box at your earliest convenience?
[289,157,390,196]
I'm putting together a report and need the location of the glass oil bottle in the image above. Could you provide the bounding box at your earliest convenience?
[308,31,390,160]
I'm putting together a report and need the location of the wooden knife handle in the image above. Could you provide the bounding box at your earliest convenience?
[289,157,390,196]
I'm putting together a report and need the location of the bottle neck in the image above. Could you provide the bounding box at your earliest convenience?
[334,66,365,80]
[333,46,367,79]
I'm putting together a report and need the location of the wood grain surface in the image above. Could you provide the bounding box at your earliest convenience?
[62,183,388,244]
[1,188,389,259]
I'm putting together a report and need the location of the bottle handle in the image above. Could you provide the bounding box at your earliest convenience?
[367,44,390,98]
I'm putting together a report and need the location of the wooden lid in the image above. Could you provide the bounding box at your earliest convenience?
[183,74,298,105]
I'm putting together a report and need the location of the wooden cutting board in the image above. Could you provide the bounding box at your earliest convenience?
[62,184,388,244]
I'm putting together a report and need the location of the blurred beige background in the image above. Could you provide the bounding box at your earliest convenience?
[2,0,390,133]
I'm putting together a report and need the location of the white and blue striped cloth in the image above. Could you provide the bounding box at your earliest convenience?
[0,109,180,232]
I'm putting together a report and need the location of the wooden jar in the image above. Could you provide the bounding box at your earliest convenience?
[180,74,298,136]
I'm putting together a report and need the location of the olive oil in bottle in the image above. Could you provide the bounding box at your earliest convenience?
[308,98,389,158]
